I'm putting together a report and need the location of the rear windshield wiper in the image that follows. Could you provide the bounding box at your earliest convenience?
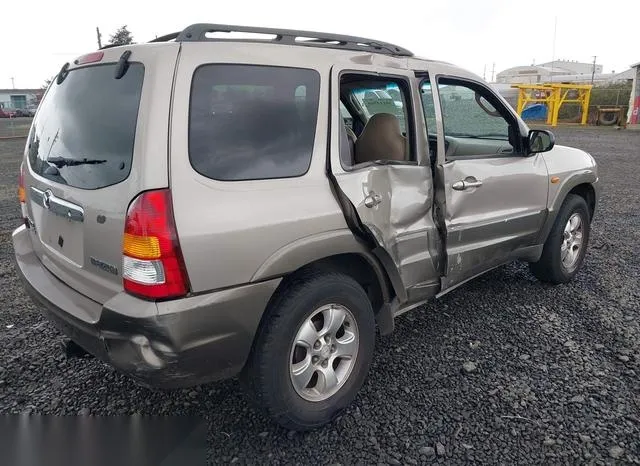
[46,156,107,167]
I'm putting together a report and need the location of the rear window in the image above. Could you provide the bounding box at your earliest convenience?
[189,64,320,181]
[27,63,144,190]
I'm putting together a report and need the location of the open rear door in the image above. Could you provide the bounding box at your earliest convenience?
[328,63,441,303]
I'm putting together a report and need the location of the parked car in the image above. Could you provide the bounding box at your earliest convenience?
[13,23,599,431]
[0,107,16,118]
[14,108,36,117]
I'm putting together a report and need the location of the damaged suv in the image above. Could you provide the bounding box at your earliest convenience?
[13,23,599,430]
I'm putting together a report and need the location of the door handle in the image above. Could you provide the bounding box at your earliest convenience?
[452,178,483,191]
[364,192,382,208]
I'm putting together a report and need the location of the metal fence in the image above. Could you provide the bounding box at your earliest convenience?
[558,87,632,123]
[0,116,32,139]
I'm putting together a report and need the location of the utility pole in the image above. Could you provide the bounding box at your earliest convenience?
[550,16,557,82]
[96,27,102,49]
[11,77,15,89]
[491,63,495,82]
[591,55,597,84]
[483,64,486,81]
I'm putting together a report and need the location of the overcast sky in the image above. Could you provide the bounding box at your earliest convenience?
[2,0,639,89]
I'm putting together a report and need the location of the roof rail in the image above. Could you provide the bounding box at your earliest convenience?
[148,23,413,57]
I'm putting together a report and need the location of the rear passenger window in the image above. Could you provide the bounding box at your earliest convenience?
[189,65,320,181]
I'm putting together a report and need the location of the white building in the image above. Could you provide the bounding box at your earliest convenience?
[540,60,603,75]
[0,89,42,110]
[496,60,633,85]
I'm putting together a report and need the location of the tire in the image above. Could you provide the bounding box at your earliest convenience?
[242,270,375,431]
[530,194,591,284]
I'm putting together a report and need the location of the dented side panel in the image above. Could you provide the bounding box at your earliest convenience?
[329,62,441,301]
[440,154,549,288]
[333,164,439,294]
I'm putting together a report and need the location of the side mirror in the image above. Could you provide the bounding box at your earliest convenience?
[528,129,555,154]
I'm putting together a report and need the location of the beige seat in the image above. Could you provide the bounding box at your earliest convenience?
[354,113,406,164]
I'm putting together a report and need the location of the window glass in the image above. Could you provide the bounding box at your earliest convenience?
[27,63,145,190]
[349,82,407,132]
[420,81,437,138]
[340,101,353,129]
[189,65,320,181]
[438,82,509,140]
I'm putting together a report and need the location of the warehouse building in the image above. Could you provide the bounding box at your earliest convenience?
[0,89,42,110]
[496,60,633,85]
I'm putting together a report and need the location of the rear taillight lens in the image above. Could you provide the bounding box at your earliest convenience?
[122,189,190,300]
[18,162,26,203]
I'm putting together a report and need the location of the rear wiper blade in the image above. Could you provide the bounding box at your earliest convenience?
[46,156,107,167]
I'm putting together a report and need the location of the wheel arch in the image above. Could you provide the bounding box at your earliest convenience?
[568,183,596,221]
[250,248,397,354]
[538,172,598,244]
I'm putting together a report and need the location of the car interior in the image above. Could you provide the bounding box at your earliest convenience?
[339,75,414,169]
[338,74,524,173]
[426,77,523,160]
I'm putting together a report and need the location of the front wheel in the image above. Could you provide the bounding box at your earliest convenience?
[242,270,375,431]
[530,194,591,284]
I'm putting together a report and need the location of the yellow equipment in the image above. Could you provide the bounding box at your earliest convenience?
[512,83,593,126]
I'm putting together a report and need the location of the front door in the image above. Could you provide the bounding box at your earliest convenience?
[329,65,440,303]
[424,76,549,290]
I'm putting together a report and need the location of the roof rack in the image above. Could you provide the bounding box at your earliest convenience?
[148,23,413,57]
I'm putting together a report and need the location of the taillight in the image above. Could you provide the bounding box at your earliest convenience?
[18,162,26,203]
[122,189,190,300]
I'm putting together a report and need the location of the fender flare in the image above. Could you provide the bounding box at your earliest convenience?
[537,170,598,244]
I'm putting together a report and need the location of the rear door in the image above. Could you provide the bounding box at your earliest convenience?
[22,44,179,305]
[425,76,549,290]
[329,64,441,303]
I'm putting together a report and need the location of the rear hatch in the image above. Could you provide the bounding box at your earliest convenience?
[22,44,179,305]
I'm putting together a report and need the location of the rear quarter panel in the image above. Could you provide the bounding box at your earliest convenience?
[169,43,353,293]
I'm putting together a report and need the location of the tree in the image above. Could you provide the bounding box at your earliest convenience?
[41,78,52,90]
[108,25,134,46]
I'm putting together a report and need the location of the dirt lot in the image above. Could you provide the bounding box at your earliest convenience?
[0,128,639,465]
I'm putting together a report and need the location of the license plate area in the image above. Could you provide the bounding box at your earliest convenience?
[30,187,85,267]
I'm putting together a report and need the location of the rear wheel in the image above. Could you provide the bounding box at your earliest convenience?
[242,270,375,431]
[530,194,590,284]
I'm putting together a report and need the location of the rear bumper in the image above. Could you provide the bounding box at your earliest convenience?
[12,225,280,389]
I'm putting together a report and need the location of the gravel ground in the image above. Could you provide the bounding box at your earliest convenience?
[1,128,639,465]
